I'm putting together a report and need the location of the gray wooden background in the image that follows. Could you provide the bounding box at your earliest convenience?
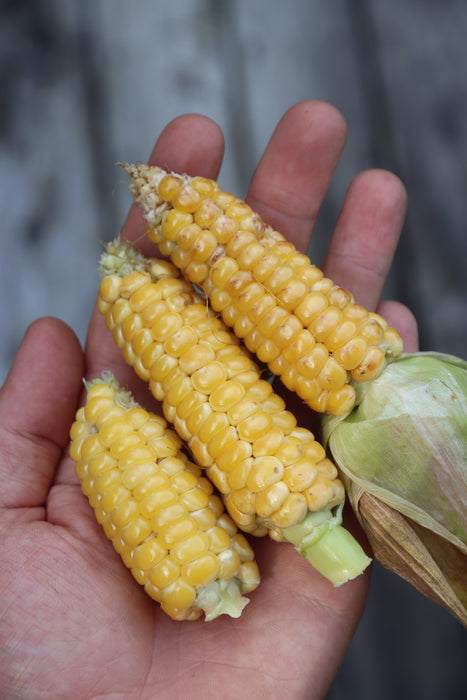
[1,1,466,698]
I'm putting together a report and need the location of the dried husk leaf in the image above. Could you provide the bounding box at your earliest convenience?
[323,352,467,627]
[345,480,467,627]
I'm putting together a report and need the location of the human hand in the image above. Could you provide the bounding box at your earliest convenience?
[0,101,418,699]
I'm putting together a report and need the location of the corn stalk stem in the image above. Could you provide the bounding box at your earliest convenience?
[282,505,371,586]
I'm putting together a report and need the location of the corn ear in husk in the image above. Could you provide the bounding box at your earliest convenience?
[323,352,467,628]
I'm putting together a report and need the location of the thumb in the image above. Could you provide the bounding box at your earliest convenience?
[0,317,84,511]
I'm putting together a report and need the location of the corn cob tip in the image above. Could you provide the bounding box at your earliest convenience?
[119,162,171,228]
[99,236,179,281]
[196,579,251,621]
[98,237,148,278]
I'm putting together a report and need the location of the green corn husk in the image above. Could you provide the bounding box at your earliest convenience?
[322,352,467,627]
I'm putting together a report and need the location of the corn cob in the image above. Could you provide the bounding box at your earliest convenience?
[96,239,371,584]
[122,163,403,416]
[69,372,259,621]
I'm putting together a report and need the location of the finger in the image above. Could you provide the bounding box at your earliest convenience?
[377,300,419,353]
[245,100,347,252]
[323,169,408,310]
[85,114,225,399]
[120,113,225,255]
[0,317,84,510]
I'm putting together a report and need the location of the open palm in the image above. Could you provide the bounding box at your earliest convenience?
[0,101,418,700]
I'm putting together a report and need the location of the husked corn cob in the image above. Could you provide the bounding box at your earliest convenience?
[97,241,371,583]
[69,372,259,621]
[123,163,403,416]
[97,239,345,543]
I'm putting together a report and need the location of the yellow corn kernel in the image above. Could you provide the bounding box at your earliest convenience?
[179,345,216,374]
[149,556,181,589]
[283,459,317,492]
[217,548,242,580]
[225,399,257,428]
[332,336,368,371]
[351,345,385,381]
[191,175,217,197]
[384,327,404,358]
[226,457,253,490]
[175,390,206,421]
[216,441,252,474]
[69,373,259,621]
[149,502,185,530]
[294,292,329,326]
[209,380,246,411]
[297,344,329,379]
[207,524,233,552]
[325,319,359,352]
[303,474,339,511]
[210,215,239,244]
[197,413,230,445]
[270,492,309,531]
[317,357,348,391]
[132,537,166,571]
[251,428,283,457]
[181,552,220,586]
[187,435,215,469]
[121,461,160,490]
[171,530,211,564]
[184,261,209,285]
[215,346,253,377]
[79,433,106,462]
[209,256,239,290]
[207,426,239,459]
[194,198,224,228]
[172,185,202,214]
[157,173,183,202]
[246,456,284,492]
[161,209,193,242]
[191,361,227,393]
[325,385,357,416]
[98,274,121,304]
[189,506,218,530]
[228,487,257,515]
[225,231,258,260]
[121,517,153,548]
[254,481,290,518]
[184,402,212,436]
[275,276,307,307]
[165,327,199,358]
[237,243,267,271]
[164,376,193,411]
[157,516,197,549]
[308,306,342,343]
[272,315,303,349]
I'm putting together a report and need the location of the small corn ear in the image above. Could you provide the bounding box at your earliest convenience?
[69,372,259,621]
[123,164,403,416]
[97,240,345,539]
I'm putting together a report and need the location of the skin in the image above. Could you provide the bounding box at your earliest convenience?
[0,101,418,700]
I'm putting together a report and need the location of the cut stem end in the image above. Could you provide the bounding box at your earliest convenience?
[282,506,372,586]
